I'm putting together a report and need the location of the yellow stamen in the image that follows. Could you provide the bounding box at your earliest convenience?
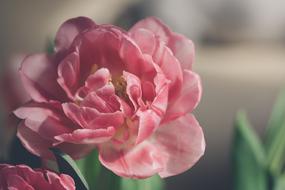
[113,76,127,99]
[90,64,98,74]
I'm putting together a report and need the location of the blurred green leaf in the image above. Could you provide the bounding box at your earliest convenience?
[46,38,54,54]
[97,166,121,190]
[120,175,165,190]
[76,150,101,190]
[274,174,285,190]
[265,90,285,176]
[50,148,89,190]
[232,111,267,190]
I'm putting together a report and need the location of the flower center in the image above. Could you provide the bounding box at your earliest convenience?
[112,76,127,99]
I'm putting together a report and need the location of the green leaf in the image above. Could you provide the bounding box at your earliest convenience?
[120,175,165,190]
[265,90,285,176]
[45,38,55,54]
[232,111,267,190]
[274,174,285,190]
[50,148,89,190]
[76,150,101,190]
[97,166,121,190]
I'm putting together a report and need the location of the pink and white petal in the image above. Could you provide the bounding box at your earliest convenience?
[73,28,124,78]
[129,28,156,55]
[129,17,171,43]
[56,174,76,190]
[168,34,195,70]
[44,171,75,190]
[136,109,161,144]
[6,175,34,190]
[90,84,119,112]
[20,54,66,102]
[123,71,144,110]
[14,102,73,139]
[55,17,96,53]
[14,101,59,120]
[120,35,155,76]
[155,114,205,178]
[155,46,183,101]
[164,70,202,122]
[17,121,54,159]
[99,141,164,179]
[130,17,195,70]
[54,127,115,145]
[151,84,169,117]
[57,52,80,99]
[85,68,111,91]
[62,103,124,129]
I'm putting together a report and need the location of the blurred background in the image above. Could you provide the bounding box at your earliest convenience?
[1,0,285,189]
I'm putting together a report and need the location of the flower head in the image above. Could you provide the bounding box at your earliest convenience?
[0,164,75,190]
[14,17,205,178]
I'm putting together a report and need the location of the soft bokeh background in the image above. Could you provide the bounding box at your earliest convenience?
[1,0,285,189]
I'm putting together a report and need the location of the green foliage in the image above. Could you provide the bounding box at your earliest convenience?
[232,111,267,190]
[120,175,165,190]
[76,150,101,190]
[274,174,285,190]
[265,90,285,176]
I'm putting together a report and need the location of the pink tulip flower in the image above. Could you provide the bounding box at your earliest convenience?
[14,17,205,178]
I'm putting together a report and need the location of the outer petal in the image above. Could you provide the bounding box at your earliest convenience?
[136,109,161,144]
[168,34,195,70]
[17,121,94,160]
[6,175,34,190]
[14,102,73,139]
[156,114,205,178]
[129,17,170,43]
[164,70,202,122]
[57,52,80,99]
[17,121,54,159]
[130,17,195,69]
[20,54,66,102]
[46,172,75,190]
[98,141,164,179]
[55,16,96,53]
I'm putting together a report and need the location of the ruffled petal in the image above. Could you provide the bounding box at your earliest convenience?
[129,28,156,55]
[20,54,66,102]
[14,102,73,139]
[156,114,205,178]
[154,45,183,101]
[129,17,171,43]
[55,16,96,53]
[164,70,202,122]
[62,103,124,129]
[98,141,164,179]
[85,68,111,91]
[46,172,75,190]
[6,175,34,190]
[54,127,115,144]
[17,121,54,159]
[130,17,194,69]
[123,71,143,110]
[168,34,195,70]
[57,52,80,99]
[136,109,161,144]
